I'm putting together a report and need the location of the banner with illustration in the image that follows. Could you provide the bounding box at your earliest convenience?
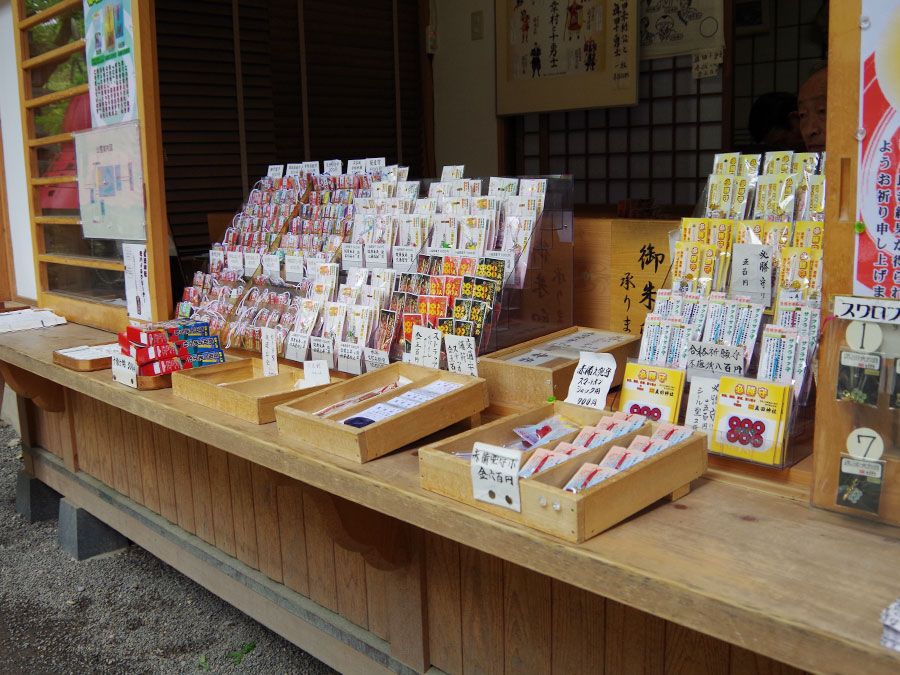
[497,0,637,115]
[83,0,136,127]
[855,0,900,297]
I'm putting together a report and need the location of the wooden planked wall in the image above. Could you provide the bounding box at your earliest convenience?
[28,393,809,675]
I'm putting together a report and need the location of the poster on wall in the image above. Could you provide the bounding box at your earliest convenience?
[73,121,146,240]
[855,0,900,298]
[638,0,724,60]
[84,0,137,127]
[496,0,637,115]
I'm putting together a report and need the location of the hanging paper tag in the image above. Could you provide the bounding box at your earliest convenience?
[337,341,364,375]
[364,347,390,371]
[262,254,281,277]
[364,243,388,268]
[347,159,366,174]
[411,325,442,369]
[310,336,335,367]
[267,164,284,179]
[342,243,364,270]
[564,351,617,409]
[209,249,224,271]
[226,250,244,272]
[471,442,522,512]
[324,159,342,175]
[243,251,261,277]
[112,353,138,388]
[261,327,278,377]
[284,332,309,362]
[444,334,478,376]
[285,163,303,177]
[303,359,331,387]
[284,255,304,282]
[392,246,418,273]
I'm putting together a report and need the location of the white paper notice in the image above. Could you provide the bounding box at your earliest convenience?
[123,243,151,321]
[303,359,331,387]
[471,442,523,512]
[564,351,617,409]
[284,255,304,282]
[261,327,278,377]
[262,254,281,277]
[112,353,138,388]
[285,163,303,177]
[342,243,364,270]
[684,376,720,433]
[301,161,320,175]
[364,243,388,268]
[310,336,335,367]
[732,243,774,306]
[284,332,309,362]
[243,251,261,277]
[336,341,363,375]
[392,246,418,273]
[226,250,244,272]
[364,347,390,372]
[444,334,477,376]
[323,159,342,175]
[267,164,284,178]
[365,157,386,174]
[411,325,442,369]
[347,159,365,174]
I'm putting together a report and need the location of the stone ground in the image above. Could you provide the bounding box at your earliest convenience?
[0,419,337,675]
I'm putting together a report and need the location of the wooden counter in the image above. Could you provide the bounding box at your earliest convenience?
[2,323,900,675]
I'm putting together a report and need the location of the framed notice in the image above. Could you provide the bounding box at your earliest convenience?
[496,0,637,115]
[84,0,137,127]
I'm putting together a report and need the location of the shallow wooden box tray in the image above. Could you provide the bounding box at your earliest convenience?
[275,362,489,463]
[419,401,707,543]
[52,343,118,372]
[172,358,340,424]
[478,326,640,408]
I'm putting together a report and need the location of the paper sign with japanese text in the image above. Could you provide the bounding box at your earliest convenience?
[364,347,390,372]
[261,328,278,377]
[112,353,138,388]
[302,360,331,387]
[337,341,363,375]
[284,332,309,362]
[444,334,477,376]
[310,336,335,368]
[411,325,442,369]
[732,243,774,306]
[564,352,617,409]
[471,442,523,512]
[684,375,720,437]
[684,341,745,380]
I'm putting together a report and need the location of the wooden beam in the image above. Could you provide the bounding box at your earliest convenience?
[16,0,81,31]
[34,216,80,226]
[21,39,85,71]
[0,121,15,301]
[24,83,90,110]
[40,292,128,332]
[28,132,74,148]
[30,175,77,186]
[38,254,125,272]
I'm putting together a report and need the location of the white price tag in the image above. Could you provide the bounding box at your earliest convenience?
[364,347,390,371]
[112,354,138,388]
[226,250,244,272]
[284,255,304,282]
[365,157,386,174]
[471,442,522,512]
[732,243,773,305]
[347,159,366,175]
[564,352,617,409]
[841,456,884,479]
[243,251,261,277]
[285,163,303,177]
[323,159,342,175]
[846,427,884,460]
[262,254,281,277]
[392,246,418,273]
[310,336,335,368]
[261,327,278,377]
[284,332,309,362]
[301,161,320,175]
[411,325,442,369]
[209,249,224,271]
[364,242,388,268]
[267,164,284,179]
[342,243,364,270]
[336,341,363,375]
[444,334,477,376]
[303,359,331,387]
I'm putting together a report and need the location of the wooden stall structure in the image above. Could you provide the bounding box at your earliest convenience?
[2,322,900,675]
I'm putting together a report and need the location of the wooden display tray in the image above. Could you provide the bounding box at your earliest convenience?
[275,362,489,463]
[420,401,707,543]
[135,373,172,390]
[52,343,119,372]
[477,326,640,408]
[171,358,341,424]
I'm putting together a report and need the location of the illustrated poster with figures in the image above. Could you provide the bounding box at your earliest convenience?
[497,0,637,114]
[638,0,724,60]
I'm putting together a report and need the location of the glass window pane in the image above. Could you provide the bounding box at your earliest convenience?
[30,52,87,100]
[26,9,85,57]
[36,182,80,216]
[45,262,125,304]
[33,92,91,138]
[43,223,122,259]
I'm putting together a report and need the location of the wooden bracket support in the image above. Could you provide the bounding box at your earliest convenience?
[0,361,65,412]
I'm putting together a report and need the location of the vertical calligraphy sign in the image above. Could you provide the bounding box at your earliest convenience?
[855,0,900,297]
[610,220,675,334]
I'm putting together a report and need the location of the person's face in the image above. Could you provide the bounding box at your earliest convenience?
[798,69,827,152]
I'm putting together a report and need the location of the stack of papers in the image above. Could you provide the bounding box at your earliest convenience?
[0,309,66,333]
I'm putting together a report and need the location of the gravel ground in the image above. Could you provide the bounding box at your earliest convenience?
[0,419,337,675]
